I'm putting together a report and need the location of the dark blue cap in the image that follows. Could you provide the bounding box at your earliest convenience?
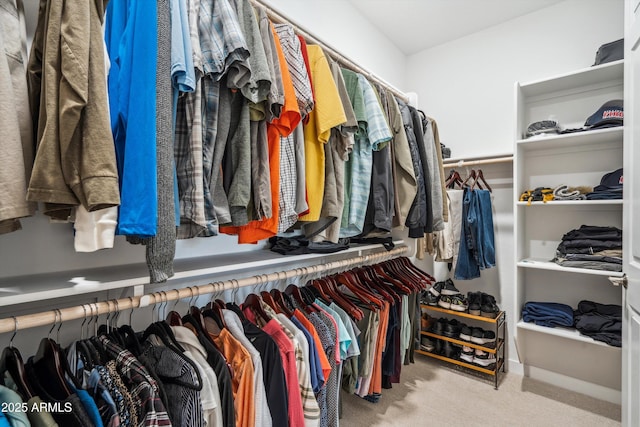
[585,100,623,129]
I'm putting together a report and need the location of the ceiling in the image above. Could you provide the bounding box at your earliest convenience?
[348,0,566,55]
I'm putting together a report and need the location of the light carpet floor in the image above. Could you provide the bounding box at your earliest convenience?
[340,357,621,427]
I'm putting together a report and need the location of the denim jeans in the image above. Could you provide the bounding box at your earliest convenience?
[455,188,496,279]
[454,188,481,280]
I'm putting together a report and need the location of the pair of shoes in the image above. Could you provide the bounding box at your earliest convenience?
[449,294,468,312]
[431,317,448,335]
[467,291,500,318]
[442,319,463,338]
[480,293,500,318]
[420,290,439,306]
[467,291,482,316]
[420,337,435,352]
[420,313,434,331]
[429,278,459,297]
[471,328,496,347]
[460,347,497,368]
[438,294,468,311]
[442,341,461,359]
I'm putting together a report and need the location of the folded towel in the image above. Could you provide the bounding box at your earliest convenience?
[522,301,574,327]
[553,185,589,200]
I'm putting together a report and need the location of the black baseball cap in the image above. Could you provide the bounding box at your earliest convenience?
[594,168,623,192]
[585,100,623,129]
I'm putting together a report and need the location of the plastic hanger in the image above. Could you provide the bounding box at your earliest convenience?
[0,318,34,401]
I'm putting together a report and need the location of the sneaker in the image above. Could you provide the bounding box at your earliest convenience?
[443,319,462,338]
[473,348,497,367]
[443,341,461,359]
[420,290,439,306]
[460,346,475,363]
[459,325,472,341]
[449,294,468,312]
[429,281,444,297]
[470,328,496,346]
[467,291,482,316]
[481,293,499,318]
[438,295,452,309]
[440,279,460,296]
[431,317,447,335]
[420,337,435,352]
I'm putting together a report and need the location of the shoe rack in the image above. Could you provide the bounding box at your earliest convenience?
[416,305,506,389]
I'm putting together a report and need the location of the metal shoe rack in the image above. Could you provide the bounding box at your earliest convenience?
[416,305,506,389]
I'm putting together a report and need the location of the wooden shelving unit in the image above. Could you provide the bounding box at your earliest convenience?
[418,305,506,389]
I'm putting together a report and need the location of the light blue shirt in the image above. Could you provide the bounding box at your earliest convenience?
[315,300,352,361]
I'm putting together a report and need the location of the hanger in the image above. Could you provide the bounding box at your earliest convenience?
[32,310,77,399]
[166,289,184,326]
[243,293,271,324]
[270,288,294,317]
[473,169,492,192]
[313,276,363,320]
[462,169,477,188]
[445,169,463,189]
[0,317,34,401]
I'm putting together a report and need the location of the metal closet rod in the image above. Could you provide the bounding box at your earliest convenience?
[443,156,514,168]
[248,0,409,103]
[0,245,408,335]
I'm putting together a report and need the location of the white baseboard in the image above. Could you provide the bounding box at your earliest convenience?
[508,360,621,405]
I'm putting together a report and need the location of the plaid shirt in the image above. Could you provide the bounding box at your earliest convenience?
[100,336,172,427]
[273,23,314,119]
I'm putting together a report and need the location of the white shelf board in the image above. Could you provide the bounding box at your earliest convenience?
[519,60,624,97]
[517,259,624,277]
[516,127,623,152]
[517,320,621,349]
[516,200,623,206]
[0,241,405,307]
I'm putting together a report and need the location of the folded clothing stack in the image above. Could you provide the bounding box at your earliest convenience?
[554,225,622,272]
[522,301,574,328]
[552,185,592,201]
[574,300,622,347]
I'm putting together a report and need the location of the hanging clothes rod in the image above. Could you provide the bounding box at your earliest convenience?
[248,0,409,103]
[443,156,514,168]
[0,245,408,335]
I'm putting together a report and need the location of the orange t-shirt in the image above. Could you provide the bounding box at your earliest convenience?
[293,309,332,381]
[220,23,300,243]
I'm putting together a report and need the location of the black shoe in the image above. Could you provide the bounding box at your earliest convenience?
[443,341,461,359]
[443,319,461,338]
[467,291,482,316]
[481,293,499,318]
[459,325,472,341]
[473,348,497,368]
[449,294,468,312]
[434,339,444,355]
[432,317,447,335]
[441,279,460,296]
[421,290,439,306]
[471,328,496,346]
[429,281,444,297]
[420,337,435,352]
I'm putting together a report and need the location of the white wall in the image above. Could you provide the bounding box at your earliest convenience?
[262,0,407,90]
[406,0,624,158]
[407,0,624,381]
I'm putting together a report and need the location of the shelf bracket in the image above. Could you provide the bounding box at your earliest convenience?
[608,274,627,289]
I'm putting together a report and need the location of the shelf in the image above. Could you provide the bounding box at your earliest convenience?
[420,305,504,324]
[0,241,405,307]
[517,320,622,349]
[515,127,623,152]
[415,349,503,376]
[516,200,623,206]
[517,259,624,278]
[420,331,502,354]
[518,60,623,98]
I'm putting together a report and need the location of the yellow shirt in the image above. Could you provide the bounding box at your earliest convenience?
[299,45,347,222]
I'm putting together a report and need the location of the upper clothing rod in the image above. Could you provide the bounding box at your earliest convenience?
[0,245,409,335]
[248,0,409,103]
[443,156,514,168]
